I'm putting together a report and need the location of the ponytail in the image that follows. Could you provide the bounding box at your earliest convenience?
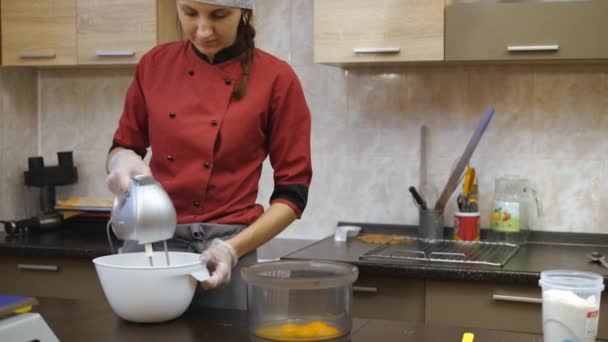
[231,9,255,101]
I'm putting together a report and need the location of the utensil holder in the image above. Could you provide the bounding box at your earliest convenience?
[418,208,444,240]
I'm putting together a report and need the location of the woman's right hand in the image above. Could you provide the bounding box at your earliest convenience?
[106,148,151,199]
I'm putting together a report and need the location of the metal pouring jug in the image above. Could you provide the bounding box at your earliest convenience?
[110,175,176,245]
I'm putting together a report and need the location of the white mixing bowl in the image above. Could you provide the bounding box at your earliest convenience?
[93,251,209,323]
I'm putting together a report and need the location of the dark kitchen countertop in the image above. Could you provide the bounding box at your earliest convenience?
[31,297,556,342]
[0,216,315,261]
[281,222,608,285]
[2,218,608,285]
[0,217,116,258]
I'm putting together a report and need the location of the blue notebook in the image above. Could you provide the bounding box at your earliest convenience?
[0,295,38,318]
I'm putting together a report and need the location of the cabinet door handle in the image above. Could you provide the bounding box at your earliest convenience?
[507,45,559,52]
[353,47,401,54]
[96,50,135,57]
[17,264,60,272]
[353,286,378,294]
[492,294,541,304]
[19,53,57,59]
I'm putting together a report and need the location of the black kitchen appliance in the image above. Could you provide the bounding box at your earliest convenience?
[2,151,78,236]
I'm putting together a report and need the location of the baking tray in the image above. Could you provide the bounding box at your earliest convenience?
[55,197,112,212]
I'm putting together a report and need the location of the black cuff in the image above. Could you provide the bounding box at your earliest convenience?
[109,140,147,159]
[270,184,309,213]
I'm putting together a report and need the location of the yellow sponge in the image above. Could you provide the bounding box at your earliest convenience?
[462,332,475,342]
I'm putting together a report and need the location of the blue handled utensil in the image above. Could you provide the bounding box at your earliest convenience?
[435,106,495,210]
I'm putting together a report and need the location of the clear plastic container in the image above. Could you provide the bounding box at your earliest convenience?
[241,260,358,341]
[538,270,605,342]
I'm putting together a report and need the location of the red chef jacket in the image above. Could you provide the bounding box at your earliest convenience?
[112,41,312,225]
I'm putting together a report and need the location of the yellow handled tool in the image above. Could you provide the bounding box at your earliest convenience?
[462,332,475,342]
[462,167,475,195]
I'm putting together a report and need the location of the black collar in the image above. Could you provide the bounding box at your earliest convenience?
[191,43,242,64]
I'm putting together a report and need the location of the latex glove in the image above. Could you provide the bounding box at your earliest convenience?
[106,149,151,199]
[199,238,238,290]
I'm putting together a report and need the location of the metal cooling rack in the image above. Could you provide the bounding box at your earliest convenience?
[359,237,519,267]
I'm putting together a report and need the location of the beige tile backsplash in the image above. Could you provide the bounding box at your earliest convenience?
[1,0,607,239]
[0,68,38,220]
[37,68,133,202]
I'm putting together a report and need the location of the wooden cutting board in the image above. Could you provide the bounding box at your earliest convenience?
[357,233,414,245]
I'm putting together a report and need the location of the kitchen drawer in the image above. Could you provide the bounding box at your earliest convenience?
[445,0,608,61]
[426,280,608,339]
[0,255,105,301]
[352,273,425,322]
[426,280,542,333]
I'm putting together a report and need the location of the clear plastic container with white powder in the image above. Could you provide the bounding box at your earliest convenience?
[539,270,605,342]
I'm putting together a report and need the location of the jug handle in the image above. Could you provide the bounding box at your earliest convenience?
[524,187,543,217]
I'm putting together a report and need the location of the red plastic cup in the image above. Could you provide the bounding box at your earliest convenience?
[454,212,480,241]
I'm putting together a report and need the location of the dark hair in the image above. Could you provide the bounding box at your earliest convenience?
[231,9,255,100]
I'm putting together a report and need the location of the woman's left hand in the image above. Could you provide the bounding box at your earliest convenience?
[199,239,239,290]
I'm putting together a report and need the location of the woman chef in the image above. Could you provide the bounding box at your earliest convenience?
[105,0,312,310]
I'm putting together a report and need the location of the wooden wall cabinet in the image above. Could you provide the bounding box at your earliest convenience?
[445,0,608,61]
[314,0,444,65]
[1,0,180,66]
[1,0,78,66]
[77,0,157,65]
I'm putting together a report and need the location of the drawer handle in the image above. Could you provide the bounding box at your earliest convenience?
[507,45,559,52]
[19,53,57,59]
[17,264,60,272]
[353,47,401,54]
[492,294,541,304]
[96,50,135,57]
[353,286,378,294]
